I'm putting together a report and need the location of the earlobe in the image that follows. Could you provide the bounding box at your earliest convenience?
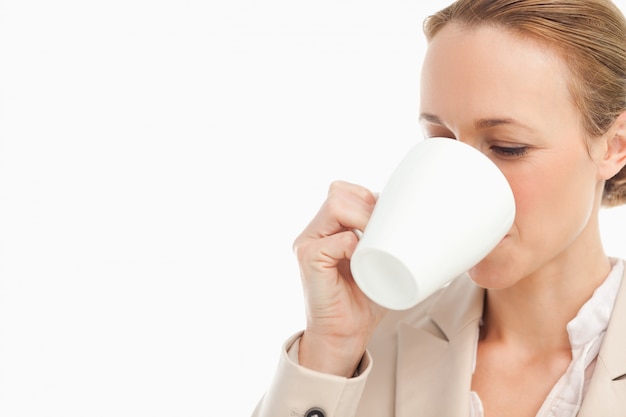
[598,111,626,180]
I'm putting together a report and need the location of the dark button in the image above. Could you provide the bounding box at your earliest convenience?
[305,407,326,417]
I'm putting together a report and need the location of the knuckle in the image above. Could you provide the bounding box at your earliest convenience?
[293,238,313,262]
[327,180,347,195]
[292,237,301,255]
[342,230,360,248]
[324,194,347,218]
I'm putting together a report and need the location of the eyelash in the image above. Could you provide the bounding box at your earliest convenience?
[491,146,529,158]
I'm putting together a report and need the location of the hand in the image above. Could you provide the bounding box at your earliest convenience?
[292,181,388,377]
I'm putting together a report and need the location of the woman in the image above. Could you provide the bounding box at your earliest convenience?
[252,1,626,416]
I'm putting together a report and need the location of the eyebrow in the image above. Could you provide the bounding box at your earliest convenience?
[419,113,535,132]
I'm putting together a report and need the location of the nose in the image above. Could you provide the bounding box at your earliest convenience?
[449,136,486,155]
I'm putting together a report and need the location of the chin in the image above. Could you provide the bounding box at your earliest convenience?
[467,256,520,290]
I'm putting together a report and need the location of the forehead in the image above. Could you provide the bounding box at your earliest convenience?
[419,23,575,126]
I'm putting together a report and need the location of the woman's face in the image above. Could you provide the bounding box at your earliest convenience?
[419,24,606,289]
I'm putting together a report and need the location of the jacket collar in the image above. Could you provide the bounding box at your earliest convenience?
[596,258,626,381]
[427,274,485,340]
[394,261,626,417]
[395,275,484,417]
[579,260,626,415]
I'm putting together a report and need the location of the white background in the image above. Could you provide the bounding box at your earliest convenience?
[1,1,625,416]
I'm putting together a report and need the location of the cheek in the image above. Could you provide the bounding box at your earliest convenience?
[504,156,598,236]
[501,162,565,233]
[502,167,546,227]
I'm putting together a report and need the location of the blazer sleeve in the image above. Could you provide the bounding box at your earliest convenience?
[251,332,372,417]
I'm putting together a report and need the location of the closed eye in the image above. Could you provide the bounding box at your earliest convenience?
[491,146,529,158]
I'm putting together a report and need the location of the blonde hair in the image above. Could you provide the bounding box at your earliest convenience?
[424,0,626,206]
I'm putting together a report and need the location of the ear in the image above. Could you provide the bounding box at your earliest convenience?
[596,110,626,180]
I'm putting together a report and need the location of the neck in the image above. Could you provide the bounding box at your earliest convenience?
[481,224,611,354]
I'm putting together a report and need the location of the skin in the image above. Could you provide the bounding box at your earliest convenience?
[293,22,626,416]
[418,23,626,416]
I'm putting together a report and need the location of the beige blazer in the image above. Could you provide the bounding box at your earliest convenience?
[253,263,626,417]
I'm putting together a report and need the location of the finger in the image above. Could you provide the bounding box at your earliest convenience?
[308,183,375,237]
[295,196,370,249]
[295,230,360,275]
[328,180,377,206]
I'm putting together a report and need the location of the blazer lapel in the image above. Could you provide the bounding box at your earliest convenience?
[395,275,484,417]
[579,261,626,416]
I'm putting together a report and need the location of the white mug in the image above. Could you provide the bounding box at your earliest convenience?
[350,138,516,310]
